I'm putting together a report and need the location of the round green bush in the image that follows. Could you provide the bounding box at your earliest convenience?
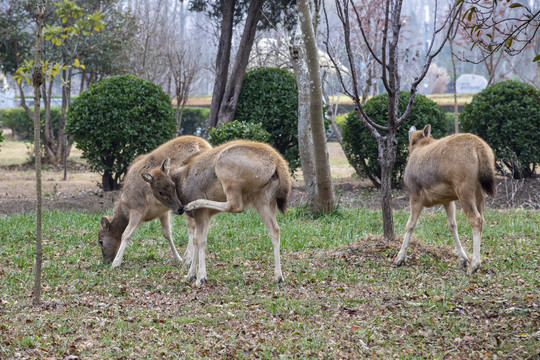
[208,121,271,146]
[66,74,176,191]
[342,91,448,187]
[460,80,540,178]
[235,67,299,173]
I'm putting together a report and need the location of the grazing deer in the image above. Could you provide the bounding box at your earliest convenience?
[99,136,212,268]
[142,140,292,286]
[394,125,496,275]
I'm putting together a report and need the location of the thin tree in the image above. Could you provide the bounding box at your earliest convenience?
[32,0,47,307]
[325,0,462,241]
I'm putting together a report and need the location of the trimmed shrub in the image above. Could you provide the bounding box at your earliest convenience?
[342,91,448,187]
[460,80,540,178]
[208,121,271,146]
[0,106,61,140]
[66,74,176,191]
[179,107,209,136]
[235,67,300,172]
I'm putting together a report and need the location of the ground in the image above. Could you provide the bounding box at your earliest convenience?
[1,141,539,216]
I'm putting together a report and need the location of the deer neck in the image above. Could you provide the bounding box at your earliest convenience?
[109,209,130,238]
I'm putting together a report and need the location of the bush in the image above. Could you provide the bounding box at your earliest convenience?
[0,106,61,140]
[342,91,448,187]
[66,74,176,191]
[460,80,540,178]
[179,107,209,136]
[208,121,271,146]
[235,67,300,172]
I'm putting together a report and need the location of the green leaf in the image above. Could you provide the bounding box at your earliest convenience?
[533,54,540,62]
[509,3,523,8]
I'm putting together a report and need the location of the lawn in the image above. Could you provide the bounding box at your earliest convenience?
[0,207,538,359]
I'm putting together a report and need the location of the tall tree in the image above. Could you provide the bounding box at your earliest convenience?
[298,0,335,211]
[325,0,461,241]
[32,0,47,307]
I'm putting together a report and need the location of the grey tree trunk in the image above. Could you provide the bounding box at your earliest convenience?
[204,0,235,136]
[32,0,46,307]
[290,21,317,205]
[298,0,335,212]
[217,0,265,126]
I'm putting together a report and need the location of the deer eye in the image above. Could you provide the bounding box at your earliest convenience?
[159,191,165,196]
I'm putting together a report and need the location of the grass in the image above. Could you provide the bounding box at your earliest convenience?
[0,207,538,359]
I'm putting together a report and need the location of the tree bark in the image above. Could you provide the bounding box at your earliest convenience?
[298,0,335,212]
[449,38,459,134]
[378,134,397,241]
[32,0,46,308]
[217,0,265,126]
[290,21,317,205]
[204,0,235,136]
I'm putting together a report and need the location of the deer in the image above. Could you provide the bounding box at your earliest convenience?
[394,124,496,275]
[98,135,211,268]
[141,140,292,286]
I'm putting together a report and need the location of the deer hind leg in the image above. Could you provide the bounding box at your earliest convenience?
[184,211,211,286]
[159,212,182,265]
[443,201,469,269]
[184,186,245,214]
[182,214,196,268]
[254,199,283,283]
[459,189,484,275]
[395,198,423,266]
[111,212,143,268]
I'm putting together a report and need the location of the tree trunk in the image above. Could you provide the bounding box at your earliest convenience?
[378,134,397,241]
[204,0,235,136]
[449,38,459,134]
[102,170,117,192]
[298,0,335,212]
[217,0,265,126]
[290,21,317,205]
[32,1,46,308]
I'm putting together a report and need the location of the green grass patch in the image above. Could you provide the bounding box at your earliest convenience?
[0,208,538,358]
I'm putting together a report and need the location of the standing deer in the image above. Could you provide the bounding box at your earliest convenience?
[98,136,211,268]
[142,140,292,286]
[394,125,496,275]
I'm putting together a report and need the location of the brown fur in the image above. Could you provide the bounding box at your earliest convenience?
[143,140,292,285]
[99,136,211,267]
[395,125,496,275]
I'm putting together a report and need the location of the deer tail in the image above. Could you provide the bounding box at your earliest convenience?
[478,144,497,196]
[275,158,292,214]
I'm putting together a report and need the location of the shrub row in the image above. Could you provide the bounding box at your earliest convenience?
[0,106,61,140]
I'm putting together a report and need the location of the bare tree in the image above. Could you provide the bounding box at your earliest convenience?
[32,0,46,307]
[325,0,462,241]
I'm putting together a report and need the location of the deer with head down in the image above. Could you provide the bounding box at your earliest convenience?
[142,140,292,286]
[394,125,496,275]
[98,135,211,268]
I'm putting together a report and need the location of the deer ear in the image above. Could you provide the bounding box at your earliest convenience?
[161,158,171,174]
[141,172,153,183]
[100,216,111,229]
[423,124,431,137]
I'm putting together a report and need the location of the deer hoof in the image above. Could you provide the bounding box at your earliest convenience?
[183,274,196,283]
[459,257,470,270]
[275,275,284,284]
[393,257,405,267]
[195,277,207,287]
